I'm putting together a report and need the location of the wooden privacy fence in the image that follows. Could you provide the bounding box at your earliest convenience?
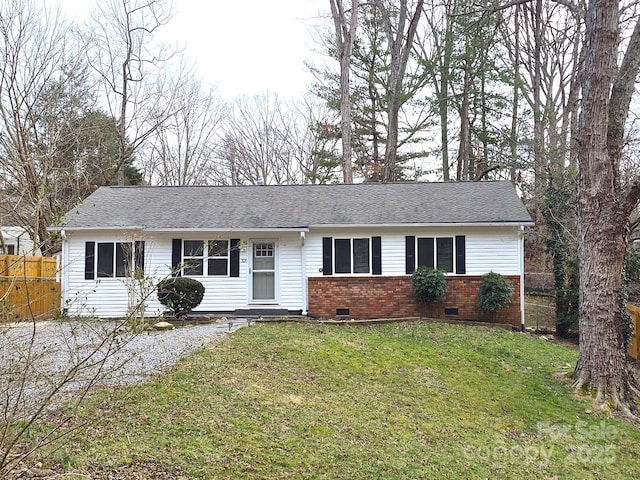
[0,255,60,321]
[627,305,640,361]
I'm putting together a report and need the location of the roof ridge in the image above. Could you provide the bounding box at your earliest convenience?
[107,180,512,189]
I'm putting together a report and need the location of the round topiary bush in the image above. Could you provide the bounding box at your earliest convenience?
[157,277,205,317]
[411,267,447,303]
[478,271,513,312]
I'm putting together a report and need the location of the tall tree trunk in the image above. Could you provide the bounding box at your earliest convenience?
[376,0,424,182]
[531,0,545,193]
[458,62,471,181]
[509,4,520,183]
[330,0,359,184]
[574,0,640,415]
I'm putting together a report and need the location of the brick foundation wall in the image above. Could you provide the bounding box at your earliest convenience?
[307,275,522,327]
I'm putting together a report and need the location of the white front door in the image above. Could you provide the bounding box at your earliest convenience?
[250,241,277,303]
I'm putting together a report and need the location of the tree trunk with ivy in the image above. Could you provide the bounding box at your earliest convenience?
[541,175,579,338]
[574,0,640,415]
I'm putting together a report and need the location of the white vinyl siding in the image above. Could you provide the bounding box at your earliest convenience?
[62,226,521,318]
[63,232,164,317]
[276,234,305,309]
[305,226,522,278]
[62,231,306,317]
[464,230,521,275]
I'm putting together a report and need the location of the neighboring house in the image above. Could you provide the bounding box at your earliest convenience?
[51,181,533,327]
[0,226,41,256]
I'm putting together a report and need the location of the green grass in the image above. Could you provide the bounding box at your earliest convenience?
[52,322,640,479]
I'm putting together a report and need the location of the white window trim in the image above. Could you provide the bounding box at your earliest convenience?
[415,236,456,274]
[333,237,372,275]
[96,241,134,279]
[249,239,279,305]
[182,239,230,277]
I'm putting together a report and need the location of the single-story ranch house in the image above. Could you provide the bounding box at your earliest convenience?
[51,181,533,327]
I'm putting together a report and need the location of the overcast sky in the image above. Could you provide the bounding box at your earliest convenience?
[56,0,328,99]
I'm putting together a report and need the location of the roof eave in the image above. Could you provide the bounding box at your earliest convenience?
[309,221,534,228]
[53,226,310,233]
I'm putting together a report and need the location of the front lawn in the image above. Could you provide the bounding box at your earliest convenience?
[53,322,640,479]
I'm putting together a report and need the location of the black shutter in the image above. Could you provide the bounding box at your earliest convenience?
[418,237,435,268]
[322,237,332,275]
[455,235,466,274]
[230,238,240,277]
[135,241,145,274]
[405,236,415,274]
[84,241,95,280]
[372,236,382,275]
[171,239,182,277]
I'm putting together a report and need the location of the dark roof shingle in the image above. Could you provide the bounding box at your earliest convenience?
[58,181,532,230]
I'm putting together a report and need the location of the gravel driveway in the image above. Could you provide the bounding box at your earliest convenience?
[0,318,250,417]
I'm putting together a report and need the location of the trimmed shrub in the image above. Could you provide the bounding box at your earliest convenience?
[157,277,205,317]
[478,272,513,312]
[411,267,447,303]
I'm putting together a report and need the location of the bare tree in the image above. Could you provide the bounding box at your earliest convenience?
[143,71,224,186]
[373,0,424,181]
[85,0,182,186]
[420,0,455,180]
[329,0,359,183]
[220,92,299,185]
[573,0,640,416]
[290,94,341,184]
[0,0,86,254]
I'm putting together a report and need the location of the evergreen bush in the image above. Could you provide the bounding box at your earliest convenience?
[478,272,513,312]
[157,277,205,317]
[411,267,447,303]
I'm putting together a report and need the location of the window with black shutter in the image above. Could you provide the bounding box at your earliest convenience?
[406,235,465,274]
[177,239,234,277]
[329,238,372,274]
[87,241,144,279]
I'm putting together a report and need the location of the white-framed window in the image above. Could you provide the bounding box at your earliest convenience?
[183,240,229,276]
[415,237,455,273]
[85,241,144,280]
[334,237,370,274]
[96,242,133,278]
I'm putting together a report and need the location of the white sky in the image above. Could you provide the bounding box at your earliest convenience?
[56,0,328,99]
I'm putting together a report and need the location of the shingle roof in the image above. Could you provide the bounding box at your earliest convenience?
[57,181,532,230]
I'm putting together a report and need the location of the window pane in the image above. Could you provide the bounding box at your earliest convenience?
[417,238,434,268]
[436,238,454,272]
[184,259,204,276]
[184,240,204,256]
[254,243,273,257]
[353,238,370,273]
[209,240,228,257]
[208,258,228,276]
[253,242,275,271]
[115,242,132,277]
[97,243,114,278]
[253,272,275,299]
[334,239,351,274]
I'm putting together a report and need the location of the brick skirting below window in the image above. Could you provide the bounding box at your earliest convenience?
[307,275,522,327]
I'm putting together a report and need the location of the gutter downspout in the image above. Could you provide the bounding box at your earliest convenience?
[300,232,308,315]
[520,226,526,332]
[60,230,69,314]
